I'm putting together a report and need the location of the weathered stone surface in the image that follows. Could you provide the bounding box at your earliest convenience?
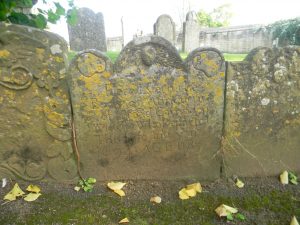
[224,46,300,176]
[69,37,225,180]
[154,15,176,46]
[68,8,107,52]
[0,23,77,182]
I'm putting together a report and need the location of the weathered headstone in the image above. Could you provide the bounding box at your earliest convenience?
[0,23,77,181]
[154,15,176,46]
[183,11,201,53]
[224,46,300,176]
[68,36,225,180]
[68,8,107,52]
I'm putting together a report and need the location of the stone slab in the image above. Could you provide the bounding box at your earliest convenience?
[224,47,300,176]
[69,36,226,180]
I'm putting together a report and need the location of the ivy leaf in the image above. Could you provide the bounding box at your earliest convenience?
[66,8,77,26]
[54,2,65,16]
[34,14,47,29]
[236,213,246,221]
[226,213,234,221]
[289,172,298,185]
[47,10,60,24]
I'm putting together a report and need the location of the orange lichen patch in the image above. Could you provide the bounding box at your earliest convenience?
[0,50,10,58]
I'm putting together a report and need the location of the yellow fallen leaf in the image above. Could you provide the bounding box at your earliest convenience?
[114,189,125,197]
[24,193,41,202]
[235,179,245,188]
[215,204,238,217]
[186,182,202,193]
[291,216,299,225]
[4,183,25,201]
[179,188,190,200]
[107,182,126,191]
[74,186,81,192]
[150,196,162,204]
[26,185,41,193]
[280,170,289,185]
[119,217,129,223]
[185,188,197,197]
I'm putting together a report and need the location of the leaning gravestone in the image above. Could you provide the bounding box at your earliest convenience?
[68,36,226,180]
[154,15,176,46]
[0,23,77,182]
[224,46,300,176]
[68,7,107,52]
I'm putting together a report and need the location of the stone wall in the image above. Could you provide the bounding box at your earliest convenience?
[107,36,123,52]
[68,8,107,52]
[197,25,273,53]
[0,23,299,182]
[182,12,273,53]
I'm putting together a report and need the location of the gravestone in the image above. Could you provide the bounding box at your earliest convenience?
[154,15,176,46]
[68,8,107,52]
[68,36,225,180]
[224,46,300,176]
[183,11,202,53]
[0,23,77,182]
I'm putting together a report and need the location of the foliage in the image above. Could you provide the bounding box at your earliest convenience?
[0,0,77,29]
[78,177,97,192]
[196,4,232,28]
[267,17,300,46]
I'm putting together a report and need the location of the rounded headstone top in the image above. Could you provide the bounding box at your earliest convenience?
[155,14,175,24]
[186,11,197,22]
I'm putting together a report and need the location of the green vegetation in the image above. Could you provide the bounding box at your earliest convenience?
[68,51,246,63]
[267,17,300,46]
[1,187,299,225]
[0,0,77,29]
[196,4,232,28]
[223,53,247,62]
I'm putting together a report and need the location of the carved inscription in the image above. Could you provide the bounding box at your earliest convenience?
[69,37,225,180]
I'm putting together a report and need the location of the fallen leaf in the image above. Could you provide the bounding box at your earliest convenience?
[24,193,41,202]
[235,179,245,188]
[215,204,238,217]
[179,188,190,200]
[150,196,162,204]
[114,189,125,197]
[280,170,289,185]
[26,185,41,193]
[119,217,129,223]
[74,186,81,192]
[291,216,299,225]
[107,182,126,191]
[185,188,197,197]
[2,178,7,188]
[4,183,25,201]
[186,182,202,193]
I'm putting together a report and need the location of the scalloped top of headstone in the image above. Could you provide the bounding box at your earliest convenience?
[114,35,184,74]
[185,47,225,77]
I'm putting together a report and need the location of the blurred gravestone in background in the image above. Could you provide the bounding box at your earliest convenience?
[68,7,107,52]
[154,15,176,46]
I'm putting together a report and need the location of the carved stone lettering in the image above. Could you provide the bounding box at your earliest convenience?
[69,36,225,180]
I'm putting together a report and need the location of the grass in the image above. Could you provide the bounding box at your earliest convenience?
[1,187,299,225]
[67,51,247,63]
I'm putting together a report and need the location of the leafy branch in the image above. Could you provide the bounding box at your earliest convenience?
[0,0,77,29]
